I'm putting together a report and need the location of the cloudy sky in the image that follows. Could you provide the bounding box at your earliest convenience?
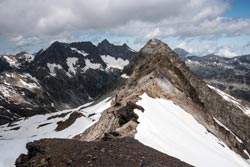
[0,0,250,57]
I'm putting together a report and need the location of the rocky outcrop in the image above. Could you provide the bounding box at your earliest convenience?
[55,112,84,131]
[74,101,144,141]
[15,138,192,167]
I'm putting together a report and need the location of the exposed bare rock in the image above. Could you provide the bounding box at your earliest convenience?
[15,138,192,167]
[74,101,144,141]
[55,112,84,131]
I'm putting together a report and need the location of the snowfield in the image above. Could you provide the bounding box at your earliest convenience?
[0,97,111,167]
[101,55,129,70]
[135,93,250,167]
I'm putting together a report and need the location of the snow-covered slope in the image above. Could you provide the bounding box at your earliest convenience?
[135,93,250,167]
[0,97,111,167]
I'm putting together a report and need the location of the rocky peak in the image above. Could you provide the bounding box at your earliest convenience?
[141,39,171,55]
[99,39,110,45]
[98,39,135,60]
[48,41,69,51]
[82,39,250,160]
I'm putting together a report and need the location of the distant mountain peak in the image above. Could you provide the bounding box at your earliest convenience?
[174,48,189,57]
[100,39,110,44]
[98,39,136,60]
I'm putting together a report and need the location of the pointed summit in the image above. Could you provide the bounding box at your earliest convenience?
[101,39,110,44]
[141,39,171,55]
[98,39,135,60]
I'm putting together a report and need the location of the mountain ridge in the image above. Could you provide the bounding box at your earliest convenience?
[1,39,250,167]
[76,39,250,162]
[0,40,136,125]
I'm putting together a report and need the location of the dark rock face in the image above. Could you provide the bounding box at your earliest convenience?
[26,41,120,109]
[0,40,133,125]
[98,39,135,60]
[15,138,192,167]
[0,57,11,72]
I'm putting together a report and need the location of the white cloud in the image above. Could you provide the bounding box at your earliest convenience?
[145,28,160,40]
[176,41,195,53]
[0,0,250,39]
[217,47,237,57]
[10,35,39,46]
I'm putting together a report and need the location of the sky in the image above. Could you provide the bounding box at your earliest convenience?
[0,0,250,57]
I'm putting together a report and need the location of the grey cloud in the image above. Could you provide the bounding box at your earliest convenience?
[0,0,249,39]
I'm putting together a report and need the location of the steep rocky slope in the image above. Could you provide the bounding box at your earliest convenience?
[75,39,250,165]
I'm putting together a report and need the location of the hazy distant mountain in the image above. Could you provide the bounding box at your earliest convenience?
[186,54,250,102]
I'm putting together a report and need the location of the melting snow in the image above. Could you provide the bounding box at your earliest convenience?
[121,74,129,78]
[23,53,34,63]
[82,59,102,72]
[3,56,20,68]
[71,47,88,57]
[101,55,129,70]
[135,93,250,167]
[47,63,63,77]
[0,97,111,167]
[66,57,78,75]
[19,79,38,89]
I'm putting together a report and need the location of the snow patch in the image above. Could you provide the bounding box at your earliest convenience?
[82,59,102,72]
[3,56,20,68]
[47,63,63,77]
[135,93,249,167]
[101,55,129,70]
[66,57,78,75]
[71,47,88,57]
[19,79,38,89]
[121,74,129,78]
[23,53,34,63]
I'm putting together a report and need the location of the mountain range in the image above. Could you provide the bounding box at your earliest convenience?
[0,39,250,167]
[174,48,250,102]
[0,39,134,125]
